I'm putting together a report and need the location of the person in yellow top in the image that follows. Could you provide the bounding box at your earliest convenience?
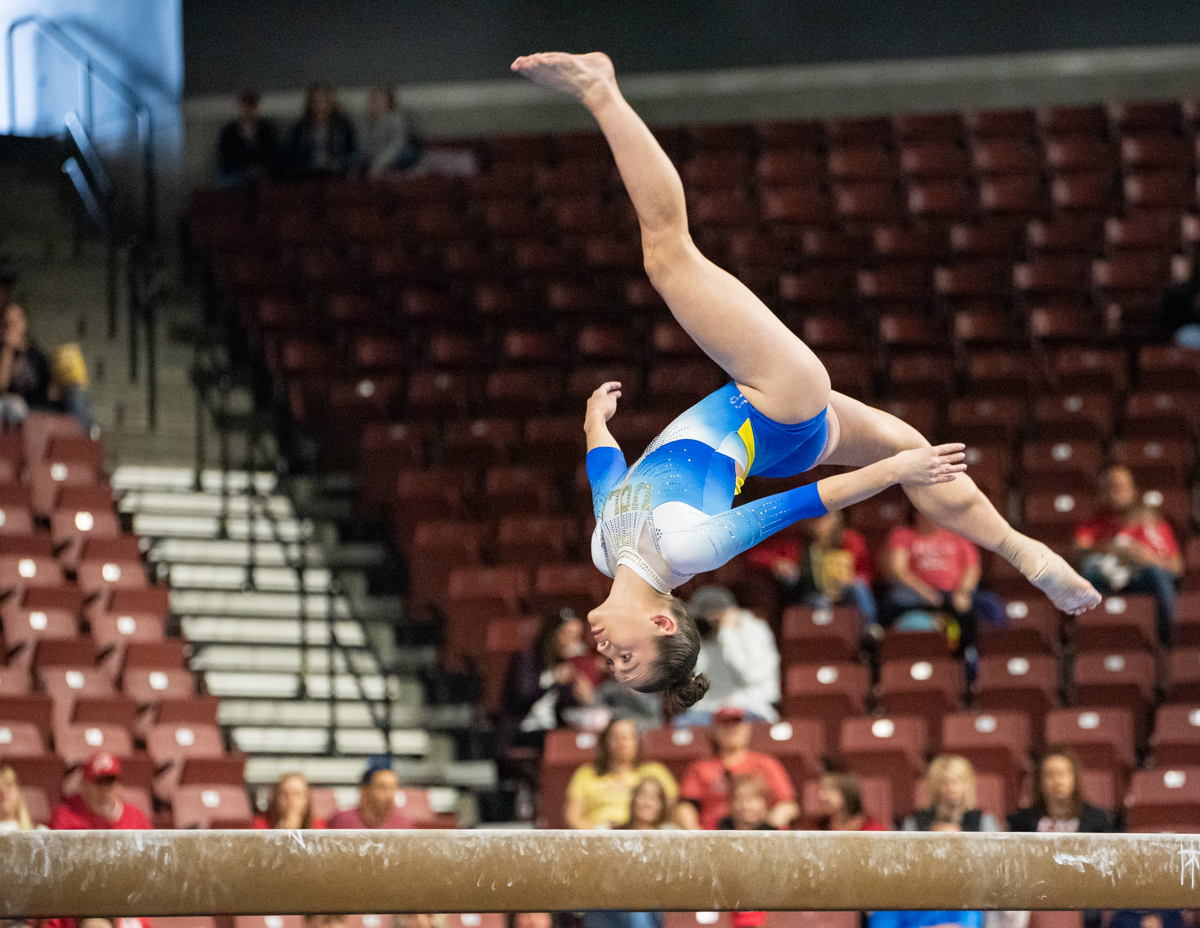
[564,718,678,829]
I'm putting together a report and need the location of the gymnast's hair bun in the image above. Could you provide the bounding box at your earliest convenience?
[662,672,711,716]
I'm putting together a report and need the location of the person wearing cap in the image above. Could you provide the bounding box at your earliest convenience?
[217,89,279,185]
[670,586,779,729]
[49,753,151,830]
[326,756,414,829]
[676,708,797,830]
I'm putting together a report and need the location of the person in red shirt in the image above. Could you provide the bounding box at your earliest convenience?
[676,707,798,830]
[254,771,325,829]
[884,512,1003,656]
[746,512,879,628]
[50,752,152,830]
[47,754,152,928]
[1075,464,1182,645]
[326,756,414,829]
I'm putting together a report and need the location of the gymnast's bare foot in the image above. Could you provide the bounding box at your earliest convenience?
[998,529,1102,616]
[510,52,617,110]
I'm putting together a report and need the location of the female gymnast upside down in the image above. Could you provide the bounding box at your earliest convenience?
[510,51,1101,713]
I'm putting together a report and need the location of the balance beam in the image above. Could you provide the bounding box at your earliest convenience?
[5,830,1200,917]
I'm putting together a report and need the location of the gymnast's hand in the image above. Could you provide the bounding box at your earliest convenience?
[586,381,622,423]
[890,443,967,486]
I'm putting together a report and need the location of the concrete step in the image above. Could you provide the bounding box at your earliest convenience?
[170,589,348,619]
[149,538,323,568]
[215,699,474,730]
[120,489,294,519]
[113,466,277,494]
[191,643,379,675]
[202,671,422,703]
[181,616,368,648]
[134,512,313,542]
[244,756,496,790]
[164,564,334,593]
[230,726,430,757]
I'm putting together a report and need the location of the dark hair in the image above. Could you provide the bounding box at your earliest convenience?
[265,772,313,829]
[536,607,580,670]
[303,83,339,121]
[821,771,865,818]
[594,718,642,777]
[621,776,673,829]
[630,595,710,716]
[238,89,260,107]
[1034,745,1085,819]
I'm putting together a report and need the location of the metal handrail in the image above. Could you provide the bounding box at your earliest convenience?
[6,14,155,237]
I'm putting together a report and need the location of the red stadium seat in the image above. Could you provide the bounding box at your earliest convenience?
[1138,346,1200,393]
[976,653,1059,745]
[942,710,1031,808]
[0,484,33,536]
[1032,393,1115,442]
[949,395,1028,447]
[1074,594,1158,653]
[782,662,869,748]
[122,667,194,704]
[147,722,225,800]
[979,176,1044,216]
[1124,390,1200,439]
[828,146,896,182]
[755,150,824,185]
[442,418,522,467]
[749,718,826,786]
[1126,767,1200,833]
[0,695,51,739]
[70,695,139,733]
[1052,347,1127,395]
[971,139,1041,176]
[530,562,609,616]
[1021,439,1104,492]
[1072,650,1156,744]
[965,109,1037,139]
[0,720,45,757]
[539,727,599,828]
[978,597,1060,656]
[779,605,862,663]
[878,658,964,750]
[1150,705,1200,768]
[839,715,929,818]
[966,352,1039,399]
[173,784,253,828]
[1110,438,1193,488]
[1044,707,1136,777]
[642,725,713,784]
[54,723,133,766]
[77,537,146,597]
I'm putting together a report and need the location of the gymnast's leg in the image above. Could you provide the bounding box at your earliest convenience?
[510,51,828,426]
[822,392,1100,615]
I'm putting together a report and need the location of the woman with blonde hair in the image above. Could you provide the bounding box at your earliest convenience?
[0,764,34,831]
[904,755,999,832]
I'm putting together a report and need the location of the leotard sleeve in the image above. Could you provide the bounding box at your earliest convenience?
[656,480,828,578]
[586,446,628,521]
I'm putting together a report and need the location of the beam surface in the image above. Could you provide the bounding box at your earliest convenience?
[6,830,1200,918]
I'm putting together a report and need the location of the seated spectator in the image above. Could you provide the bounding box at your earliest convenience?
[217,89,278,185]
[327,755,413,829]
[286,83,358,177]
[306,918,346,928]
[564,718,677,830]
[814,768,888,831]
[677,707,798,830]
[717,773,776,832]
[254,771,324,829]
[0,764,33,832]
[885,512,1003,657]
[1007,746,1111,833]
[1111,912,1184,928]
[747,512,878,627]
[671,586,780,728]
[1075,464,1181,645]
[620,776,678,830]
[870,911,981,928]
[904,755,999,832]
[1161,254,1200,348]
[49,753,151,830]
[361,86,420,177]
[499,608,605,754]
[0,295,95,434]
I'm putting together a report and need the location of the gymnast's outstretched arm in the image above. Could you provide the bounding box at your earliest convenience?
[656,444,967,578]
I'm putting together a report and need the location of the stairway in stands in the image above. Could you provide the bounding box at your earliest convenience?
[113,463,493,820]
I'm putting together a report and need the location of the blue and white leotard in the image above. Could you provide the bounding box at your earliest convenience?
[588,382,832,593]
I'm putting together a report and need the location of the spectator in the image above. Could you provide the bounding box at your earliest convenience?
[499,608,604,754]
[885,512,1003,656]
[49,753,151,830]
[1075,464,1182,645]
[1161,254,1200,348]
[217,89,278,185]
[904,755,999,835]
[327,755,413,829]
[677,707,798,830]
[813,769,888,831]
[306,918,346,928]
[0,764,33,831]
[286,83,358,177]
[1111,913,1184,928]
[747,512,878,627]
[511,916,555,928]
[671,586,780,728]
[1007,746,1111,833]
[717,773,776,832]
[619,776,678,830]
[361,86,420,177]
[395,918,446,928]
[564,718,677,830]
[0,299,95,434]
[254,772,324,829]
[870,911,981,928]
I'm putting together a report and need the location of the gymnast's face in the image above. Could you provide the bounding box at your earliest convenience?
[588,599,676,687]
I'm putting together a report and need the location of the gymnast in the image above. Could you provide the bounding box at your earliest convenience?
[510,51,1101,713]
